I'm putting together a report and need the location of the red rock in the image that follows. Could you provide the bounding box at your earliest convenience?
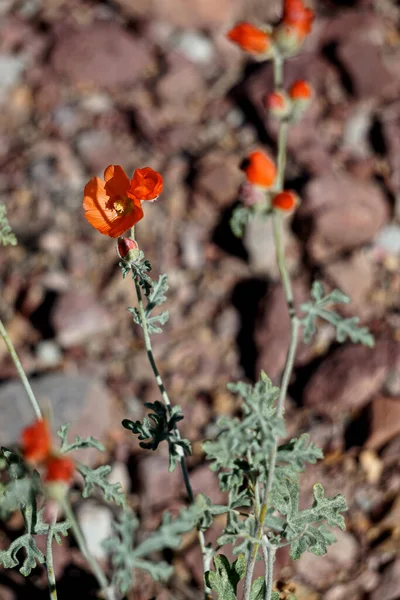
[303,341,396,419]
[300,174,389,263]
[51,23,154,87]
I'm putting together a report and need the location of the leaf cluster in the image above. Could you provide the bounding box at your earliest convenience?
[120,250,153,296]
[129,274,170,334]
[103,505,196,595]
[122,401,191,472]
[300,281,374,347]
[0,204,17,246]
[205,554,270,600]
[0,448,69,576]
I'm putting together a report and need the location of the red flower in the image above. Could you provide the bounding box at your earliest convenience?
[282,0,314,39]
[21,419,52,463]
[242,150,277,189]
[289,80,312,100]
[83,165,163,238]
[45,456,75,484]
[227,22,272,55]
[271,191,299,212]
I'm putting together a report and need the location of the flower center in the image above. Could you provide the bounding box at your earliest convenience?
[113,196,133,216]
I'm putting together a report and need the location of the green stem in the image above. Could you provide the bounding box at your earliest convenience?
[46,512,58,600]
[134,280,212,599]
[242,52,300,600]
[61,498,114,600]
[0,318,42,419]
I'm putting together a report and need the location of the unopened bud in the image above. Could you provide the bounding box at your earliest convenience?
[264,90,292,119]
[289,80,312,120]
[118,237,139,262]
[271,190,299,213]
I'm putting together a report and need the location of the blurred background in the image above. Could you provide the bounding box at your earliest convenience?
[1,0,400,598]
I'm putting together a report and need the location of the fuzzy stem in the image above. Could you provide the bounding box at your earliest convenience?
[134,279,212,599]
[61,498,114,600]
[262,538,276,600]
[242,51,300,600]
[0,318,42,419]
[46,512,58,600]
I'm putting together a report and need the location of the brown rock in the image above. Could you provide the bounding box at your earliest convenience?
[138,456,182,508]
[301,174,389,263]
[295,529,359,590]
[114,0,242,29]
[324,251,376,319]
[365,396,400,450]
[52,291,114,348]
[0,374,113,466]
[51,24,154,87]
[338,41,394,100]
[303,341,395,419]
[255,281,314,381]
[195,152,242,207]
[370,558,400,600]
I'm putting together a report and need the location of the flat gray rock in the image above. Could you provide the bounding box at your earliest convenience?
[0,373,113,465]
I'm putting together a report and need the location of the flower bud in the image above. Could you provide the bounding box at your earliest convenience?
[44,455,74,499]
[271,190,299,212]
[117,237,139,262]
[264,90,292,119]
[227,22,273,58]
[241,150,277,190]
[289,80,312,120]
[273,0,314,56]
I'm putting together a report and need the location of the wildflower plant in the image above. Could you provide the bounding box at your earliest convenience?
[0,1,377,599]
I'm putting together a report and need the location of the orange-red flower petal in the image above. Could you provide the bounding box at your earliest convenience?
[21,419,52,463]
[282,0,314,39]
[242,150,277,189]
[128,167,163,202]
[45,455,75,483]
[272,190,299,212]
[83,167,144,238]
[226,22,271,54]
[289,79,312,100]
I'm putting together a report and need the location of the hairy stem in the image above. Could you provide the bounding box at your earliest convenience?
[262,538,276,600]
[242,52,300,600]
[46,512,58,600]
[134,279,212,599]
[0,318,42,419]
[61,498,114,600]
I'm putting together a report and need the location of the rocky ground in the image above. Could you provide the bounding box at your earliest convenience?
[1,0,400,598]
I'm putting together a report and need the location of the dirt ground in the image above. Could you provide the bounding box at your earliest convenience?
[1,0,400,598]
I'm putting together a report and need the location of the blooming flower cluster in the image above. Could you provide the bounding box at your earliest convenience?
[83,165,163,238]
[21,418,74,496]
[227,0,314,58]
[227,0,314,214]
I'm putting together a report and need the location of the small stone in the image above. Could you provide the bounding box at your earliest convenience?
[195,153,242,207]
[138,456,182,508]
[0,53,25,102]
[77,501,113,561]
[35,340,63,368]
[107,462,131,494]
[338,40,394,99]
[374,224,400,256]
[359,449,383,484]
[175,31,215,64]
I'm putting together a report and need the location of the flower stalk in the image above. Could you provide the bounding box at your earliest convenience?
[133,279,212,599]
[242,51,301,600]
[46,512,58,600]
